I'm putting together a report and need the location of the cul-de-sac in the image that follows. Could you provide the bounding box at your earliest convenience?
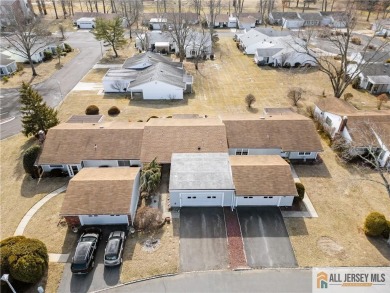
[0,0,389,292]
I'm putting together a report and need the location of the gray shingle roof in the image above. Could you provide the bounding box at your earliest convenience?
[271,12,300,20]
[298,12,323,21]
[123,51,180,69]
[0,53,14,66]
[361,63,390,80]
[360,51,390,63]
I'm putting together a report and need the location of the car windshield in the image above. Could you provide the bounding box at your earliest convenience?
[105,254,118,260]
[81,236,96,242]
[71,263,87,270]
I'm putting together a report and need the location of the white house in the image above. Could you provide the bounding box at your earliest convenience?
[320,11,348,28]
[238,16,256,30]
[127,62,193,100]
[347,62,390,94]
[122,51,182,70]
[269,11,304,29]
[103,69,137,93]
[76,17,96,29]
[60,167,141,227]
[315,97,390,167]
[37,121,145,177]
[298,12,323,27]
[181,31,212,59]
[0,53,17,76]
[372,18,390,36]
[149,18,168,30]
[220,113,323,161]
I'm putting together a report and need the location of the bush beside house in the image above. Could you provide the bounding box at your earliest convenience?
[364,212,389,237]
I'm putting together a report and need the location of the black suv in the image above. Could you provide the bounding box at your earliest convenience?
[71,228,102,274]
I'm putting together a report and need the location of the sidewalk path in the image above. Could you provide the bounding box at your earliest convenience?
[93,64,122,69]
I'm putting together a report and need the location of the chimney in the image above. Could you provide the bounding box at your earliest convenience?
[338,116,348,133]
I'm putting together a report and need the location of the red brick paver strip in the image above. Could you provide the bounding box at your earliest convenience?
[224,207,248,269]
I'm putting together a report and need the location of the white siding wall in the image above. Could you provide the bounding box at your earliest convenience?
[283,19,305,29]
[228,148,282,155]
[279,196,294,206]
[130,171,140,224]
[169,190,234,207]
[235,195,294,206]
[81,160,141,167]
[314,106,343,138]
[103,79,131,93]
[288,152,318,160]
[41,164,67,173]
[130,80,184,100]
[3,50,43,63]
[77,21,95,29]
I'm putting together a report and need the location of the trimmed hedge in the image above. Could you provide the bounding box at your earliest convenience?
[64,43,72,53]
[295,182,305,200]
[23,145,41,177]
[364,212,388,237]
[108,106,120,115]
[0,236,48,284]
[85,105,99,115]
[43,51,53,61]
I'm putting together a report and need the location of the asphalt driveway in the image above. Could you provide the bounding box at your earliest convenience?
[179,208,228,272]
[237,207,297,268]
[57,226,126,293]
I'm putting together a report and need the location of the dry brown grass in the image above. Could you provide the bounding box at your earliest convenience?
[1,50,79,89]
[58,36,388,124]
[81,68,109,82]
[0,134,69,239]
[120,220,179,282]
[285,140,390,267]
[23,192,77,254]
[43,263,65,293]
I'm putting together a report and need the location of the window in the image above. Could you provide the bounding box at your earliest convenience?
[325,116,332,126]
[235,149,249,155]
[269,196,273,198]
[304,152,311,155]
[118,160,131,166]
[212,196,216,198]
[299,152,311,156]
[192,196,196,199]
[264,196,268,198]
[50,164,63,168]
[191,50,196,56]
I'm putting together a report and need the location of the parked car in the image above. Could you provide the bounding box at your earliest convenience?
[104,231,126,266]
[71,228,102,274]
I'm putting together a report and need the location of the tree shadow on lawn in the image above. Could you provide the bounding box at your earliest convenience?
[12,137,38,180]
[246,107,259,113]
[20,176,68,198]
[367,236,390,261]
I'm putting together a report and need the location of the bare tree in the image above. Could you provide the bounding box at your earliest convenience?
[40,0,47,15]
[245,93,256,108]
[287,87,303,106]
[377,93,388,109]
[293,10,389,98]
[59,24,66,40]
[1,12,55,76]
[188,27,212,69]
[36,0,43,15]
[120,0,142,39]
[205,0,221,42]
[52,0,59,19]
[332,121,390,196]
[258,0,268,24]
[191,0,202,15]
[169,10,194,62]
[61,0,68,18]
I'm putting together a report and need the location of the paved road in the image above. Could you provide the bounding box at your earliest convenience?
[97,269,312,293]
[0,30,103,140]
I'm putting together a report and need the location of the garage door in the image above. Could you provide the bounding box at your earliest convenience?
[180,192,223,207]
[235,196,280,206]
[79,215,129,225]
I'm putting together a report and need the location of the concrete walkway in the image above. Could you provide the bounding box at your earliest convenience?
[93,64,122,69]
[281,165,318,218]
[72,82,104,91]
[14,185,70,263]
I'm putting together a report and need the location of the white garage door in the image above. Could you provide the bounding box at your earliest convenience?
[180,192,223,207]
[79,215,129,225]
[235,196,280,206]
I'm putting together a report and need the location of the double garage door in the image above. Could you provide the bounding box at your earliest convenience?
[180,192,224,207]
[79,215,129,225]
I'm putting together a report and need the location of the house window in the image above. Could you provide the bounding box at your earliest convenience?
[299,152,311,156]
[235,149,249,155]
[304,152,311,155]
[325,116,332,126]
[191,50,196,56]
[49,165,63,168]
[118,160,131,166]
[0,68,5,75]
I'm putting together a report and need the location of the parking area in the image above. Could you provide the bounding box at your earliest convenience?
[237,207,297,268]
[179,208,228,272]
[57,225,127,293]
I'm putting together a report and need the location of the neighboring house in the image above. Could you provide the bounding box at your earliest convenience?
[126,62,193,99]
[350,51,390,65]
[234,12,262,25]
[372,18,390,36]
[1,39,64,63]
[220,113,323,160]
[0,53,17,76]
[76,17,95,29]
[60,167,140,226]
[122,51,182,70]
[315,97,390,167]
[208,14,237,28]
[149,18,168,30]
[320,11,348,28]
[348,62,390,94]
[37,121,145,177]
[238,16,256,30]
[268,12,304,29]
[298,12,323,27]
[145,31,174,53]
[169,153,298,208]
[229,155,297,206]
[103,69,138,93]
[140,117,228,164]
[182,31,212,59]
[0,0,32,27]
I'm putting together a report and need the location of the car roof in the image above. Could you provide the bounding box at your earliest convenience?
[106,238,121,255]
[110,231,124,238]
[74,242,92,263]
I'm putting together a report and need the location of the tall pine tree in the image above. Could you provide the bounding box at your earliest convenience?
[20,82,60,137]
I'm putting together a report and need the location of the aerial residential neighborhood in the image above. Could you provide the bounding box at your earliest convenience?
[0,0,390,292]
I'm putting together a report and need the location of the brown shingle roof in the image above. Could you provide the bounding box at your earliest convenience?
[38,122,145,164]
[315,97,357,115]
[140,118,228,163]
[346,112,390,147]
[229,156,298,196]
[220,114,323,152]
[60,167,140,216]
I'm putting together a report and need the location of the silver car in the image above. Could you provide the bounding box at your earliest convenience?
[104,231,126,266]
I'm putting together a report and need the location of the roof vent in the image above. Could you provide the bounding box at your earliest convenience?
[197,146,201,151]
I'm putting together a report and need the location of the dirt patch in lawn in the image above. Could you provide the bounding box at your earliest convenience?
[120,220,179,282]
[284,139,390,267]
[23,192,77,254]
[1,49,79,89]
[0,134,69,239]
